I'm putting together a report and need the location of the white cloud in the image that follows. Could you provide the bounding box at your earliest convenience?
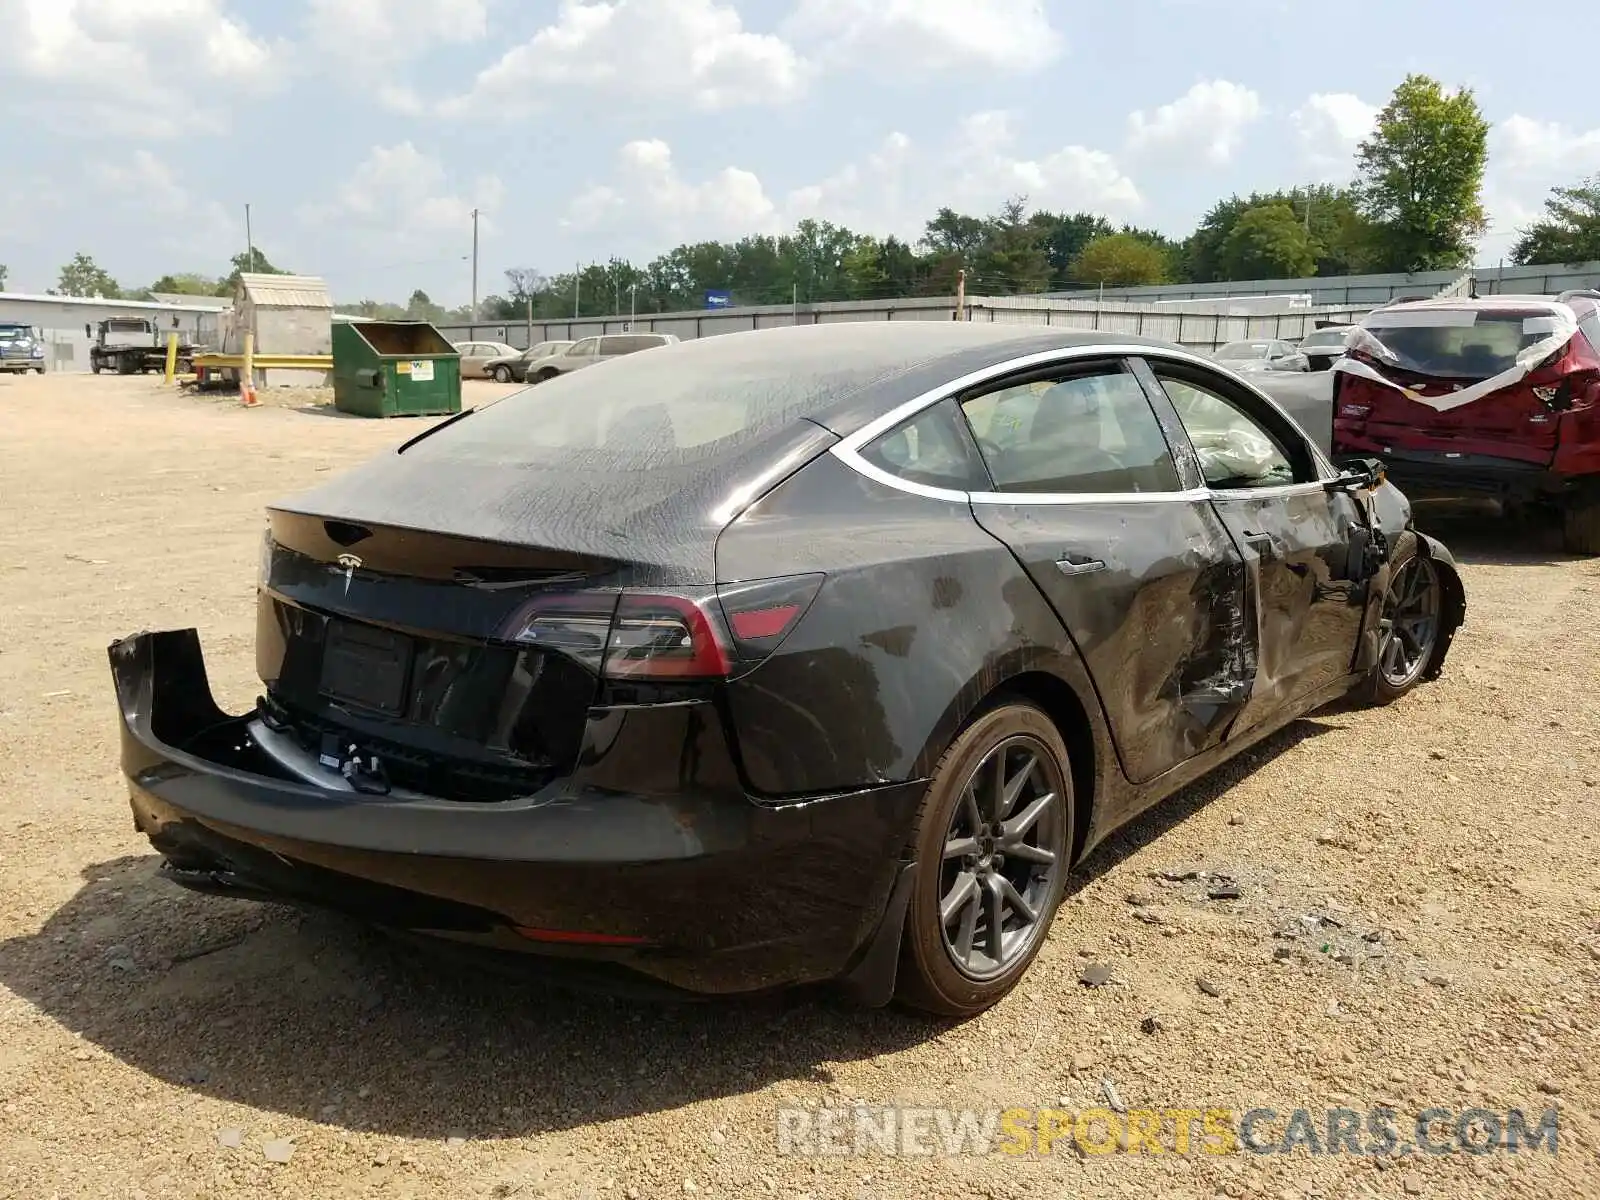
[300,142,505,253]
[951,112,1142,218]
[1478,116,1600,256]
[304,0,489,112]
[784,0,1061,73]
[1290,92,1378,179]
[563,117,1142,256]
[444,0,807,116]
[1,0,278,135]
[563,140,779,243]
[1126,80,1263,166]
[90,151,236,257]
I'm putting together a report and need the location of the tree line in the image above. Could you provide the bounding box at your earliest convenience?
[21,74,1600,322]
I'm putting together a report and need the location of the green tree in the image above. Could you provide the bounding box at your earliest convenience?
[1026,211,1115,284]
[1221,203,1317,279]
[971,197,1051,294]
[150,272,222,295]
[55,252,121,298]
[1511,176,1600,265]
[1070,234,1169,287]
[219,247,289,293]
[1355,74,1490,271]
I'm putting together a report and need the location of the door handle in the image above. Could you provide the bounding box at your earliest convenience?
[1054,555,1106,576]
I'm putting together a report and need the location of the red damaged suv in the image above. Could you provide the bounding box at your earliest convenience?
[1331,291,1600,553]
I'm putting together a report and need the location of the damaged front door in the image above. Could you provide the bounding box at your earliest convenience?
[1141,360,1372,732]
[960,358,1256,785]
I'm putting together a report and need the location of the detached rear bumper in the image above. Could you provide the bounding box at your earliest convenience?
[109,629,923,996]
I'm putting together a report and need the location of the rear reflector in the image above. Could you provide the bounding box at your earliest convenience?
[729,604,801,640]
[716,574,824,662]
[513,926,648,946]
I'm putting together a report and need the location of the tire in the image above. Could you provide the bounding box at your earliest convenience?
[1355,540,1444,706]
[895,701,1075,1018]
[533,368,559,383]
[91,361,102,375]
[492,365,512,383]
[1562,501,1600,555]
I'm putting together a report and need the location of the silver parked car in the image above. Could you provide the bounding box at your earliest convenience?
[1273,325,1356,373]
[1212,339,1298,373]
[482,340,574,383]
[526,332,680,382]
[453,340,520,380]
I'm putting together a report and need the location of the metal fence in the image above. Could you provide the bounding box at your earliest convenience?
[439,295,1375,355]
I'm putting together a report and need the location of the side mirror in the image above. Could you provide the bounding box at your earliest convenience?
[1326,456,1386,492]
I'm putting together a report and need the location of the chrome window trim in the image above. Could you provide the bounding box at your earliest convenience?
[830,342,1327,506]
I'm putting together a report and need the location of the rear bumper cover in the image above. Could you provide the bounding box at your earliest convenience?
[1333,439,1598,504]
[109,628,924,995]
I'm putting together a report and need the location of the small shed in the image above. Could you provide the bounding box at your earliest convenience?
[232,272,333,387]
[333,321,461,418]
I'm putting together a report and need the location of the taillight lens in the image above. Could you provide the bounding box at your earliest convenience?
[605,593,730,679]
[504,575,823,680]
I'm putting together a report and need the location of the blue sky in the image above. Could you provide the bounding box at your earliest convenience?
[2,0,1596,305]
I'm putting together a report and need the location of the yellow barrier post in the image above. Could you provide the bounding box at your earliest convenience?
[163,332,179,384]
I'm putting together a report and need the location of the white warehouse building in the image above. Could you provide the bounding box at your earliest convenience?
[0,291,229,373]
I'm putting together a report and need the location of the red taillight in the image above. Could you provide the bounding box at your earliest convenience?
[605,593,731,680]
[504,575,824,679]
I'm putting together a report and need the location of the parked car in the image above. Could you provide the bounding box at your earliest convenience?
[482,340,575,383]
[453,340,520,379]
[1212,339,1297,373]
[527,332,679,381]
[0,323,46,374]
[1271,325,1356,373]
[109,323,1464,1017]
[1331,292,1600,553]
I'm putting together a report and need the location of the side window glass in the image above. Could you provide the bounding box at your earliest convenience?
[1155,374,1298,489]
[859,399,991,492]
[958,368,1181,494]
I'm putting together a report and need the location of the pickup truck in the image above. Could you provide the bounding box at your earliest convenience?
[0,323,46,373]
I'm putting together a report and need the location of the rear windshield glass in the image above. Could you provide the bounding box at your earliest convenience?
[405,343,896,470]
[1359,311,1551,379]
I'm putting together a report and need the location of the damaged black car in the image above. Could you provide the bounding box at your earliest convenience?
[109,323,1465,1017]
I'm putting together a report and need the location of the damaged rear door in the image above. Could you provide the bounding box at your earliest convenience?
[959,358,1255,786]
[1139,358,1371,730]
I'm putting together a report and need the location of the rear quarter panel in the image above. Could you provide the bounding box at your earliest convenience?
[715,453,1115,801]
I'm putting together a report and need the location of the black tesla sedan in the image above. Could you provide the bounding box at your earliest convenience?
[109,323,1465,1016]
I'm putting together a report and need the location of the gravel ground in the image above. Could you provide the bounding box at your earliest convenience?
[1,373,1597,1199]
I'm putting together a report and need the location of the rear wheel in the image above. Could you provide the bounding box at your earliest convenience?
[895,702,1073,1018]
[533,368,558,383]
[492,364,512,383]
[1561,501,1600,555]
[1356,543,1442,706]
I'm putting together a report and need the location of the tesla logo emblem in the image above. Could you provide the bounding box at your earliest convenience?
[336,553,362,595]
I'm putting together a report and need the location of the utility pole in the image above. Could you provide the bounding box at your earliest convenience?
[470,208,479,322]
[244,203,254,273]
[573,262,580,320]
[954,269,966,320]
[629,282,637,327]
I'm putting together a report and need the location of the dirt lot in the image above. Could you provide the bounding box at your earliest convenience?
[1,372,1597,1199]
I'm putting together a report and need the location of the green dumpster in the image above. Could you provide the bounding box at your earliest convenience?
[333,320,461,418]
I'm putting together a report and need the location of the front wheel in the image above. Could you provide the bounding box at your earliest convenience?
[895,702,1074,1018]
[533,368,559,383]
[1356,544,1442,706]
[492,365,512,383]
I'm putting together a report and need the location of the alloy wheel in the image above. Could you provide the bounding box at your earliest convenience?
[937,734,1067,981]
[1377,555,1440,689]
